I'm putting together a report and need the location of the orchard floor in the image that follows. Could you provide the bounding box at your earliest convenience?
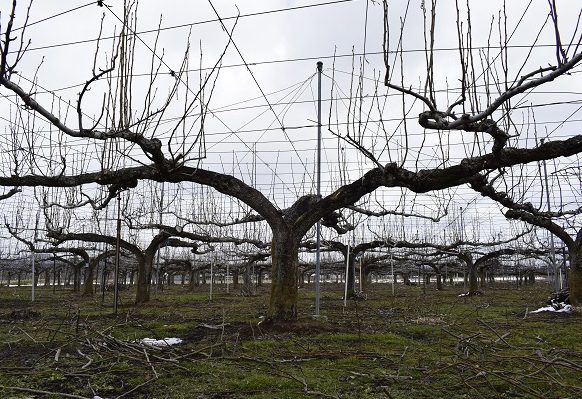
[0,282,580,398]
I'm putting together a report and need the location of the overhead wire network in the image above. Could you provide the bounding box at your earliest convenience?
[8,0,356,55]
[4,0,580,155]
[1,66,580,196]
[2,0,320,198]
[2,69,580,172]
[102,0,327,200]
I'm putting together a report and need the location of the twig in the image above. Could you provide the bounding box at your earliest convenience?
[54,348,61,362]
[143,348,159,378]
[305,389,340,399]
[0,385,91,399]
[477,319,513,347]
[201,322,230,330]
[17,327,40,344]
[77,349,93,369]
[115,377,156,399]
[173,343,224,360]
[49,312,71,342]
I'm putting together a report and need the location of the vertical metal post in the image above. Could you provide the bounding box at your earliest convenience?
[459,207,466,291]
[31,209,40,302]
[315,61,323,316]
[391,250,395,297]
[562,247,567,288]
[343,244,350,308]
[101,255,108,303]
[359,258,363,292]
[53,255,57,293]
[31,252,36,302]
[155,183,165,293]
[113,194,121,314]
[540,139,558,291]
[209,258,214,301]
[226,260,230,294]
[102,206,109,303]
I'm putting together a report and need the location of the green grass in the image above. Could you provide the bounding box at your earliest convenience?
[0,281,581,398]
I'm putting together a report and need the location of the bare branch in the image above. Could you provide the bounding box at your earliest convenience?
[0,187,20,201]
[469,173,582,219]
[505,209,574,248]
[347,204,447,223]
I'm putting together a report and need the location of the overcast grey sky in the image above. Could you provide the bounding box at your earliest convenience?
[1,0,581,254]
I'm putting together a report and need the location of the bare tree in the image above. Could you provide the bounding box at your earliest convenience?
[1,1,582,322]
[470,173,582,305]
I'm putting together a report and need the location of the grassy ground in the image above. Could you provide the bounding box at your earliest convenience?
[0,281,580,398]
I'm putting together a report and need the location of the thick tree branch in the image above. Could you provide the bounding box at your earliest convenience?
[505,209,574,247]
[129,222,270,250]
[2,135,582,240]
[469,173,582,218]
[46,230,144,261]
[295,135,582,235]
[173,212,266,228]
[473,247,547,268]
[0,187,20,201]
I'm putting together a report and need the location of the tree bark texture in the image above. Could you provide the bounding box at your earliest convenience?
[346,253,356,298]
[82,259,97,296]
[569,243,582,306]
[267,231,299,321]
[436,273,443,291]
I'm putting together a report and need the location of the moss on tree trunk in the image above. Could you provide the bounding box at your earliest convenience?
[569,249,582,306]
[345,254,356,299]
[82,259,96,296]
[468,263,478,294]
[267,232,299,321]
[135,256,152,304]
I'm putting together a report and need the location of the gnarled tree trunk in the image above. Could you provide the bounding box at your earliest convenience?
[268,231,299,321]
[73,265,82,293]
[362,266,372,291]
[479,267,486,288]
[136,254,151,303]
[242,262,255,296]
[569,243,582,306]
[468,262,478,294]
[82,258,98,296]
[345,253,356,298]
[44,269,50,287]
[232,269,239,289]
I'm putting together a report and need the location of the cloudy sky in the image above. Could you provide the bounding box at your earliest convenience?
[1,0,581,254]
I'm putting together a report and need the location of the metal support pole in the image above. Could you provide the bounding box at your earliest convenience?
[31,252,36,302]
[210,259,214,301]
[459,207,466,291]
[155,183,165,293]
[226,260,230,294]
[113,194,121,314]
[541,140,559,291]
[359,258,363,292]
[31,209,40,302]
[101,255,108,303]
[52,255,57,293]
[391,250,395,297]
[315,61,323,316]
[562,247,568,287]
[343,244,350,308]
[101,207,109,303]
